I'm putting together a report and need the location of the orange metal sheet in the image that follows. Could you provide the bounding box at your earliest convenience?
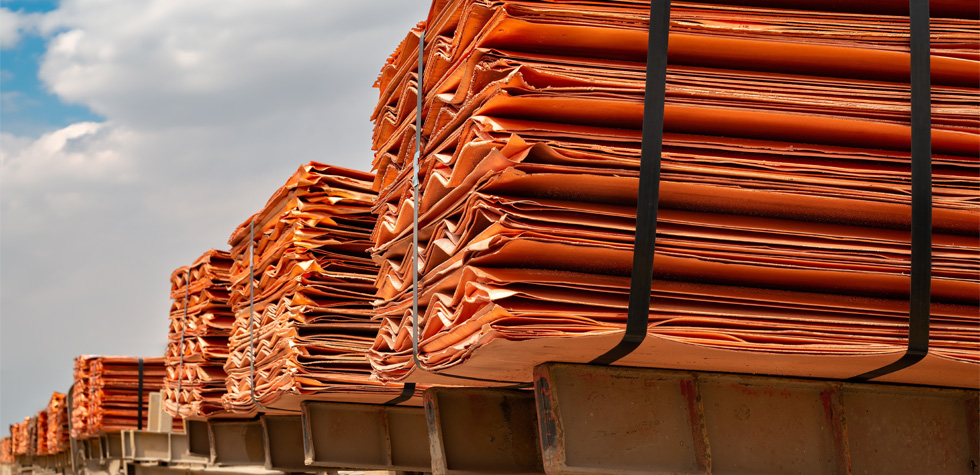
[366,0,980,389]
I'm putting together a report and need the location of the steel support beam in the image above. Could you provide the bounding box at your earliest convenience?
[260,416,313,473]
[168,433,209,466]
[300,401,431,472]
[122,431,170,464]
[183,421,210,459]
[533,362,980,475]
[206,420,266,467]
[424,387,543,474]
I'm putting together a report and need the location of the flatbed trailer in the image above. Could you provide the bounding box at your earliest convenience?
[11,363,977,475]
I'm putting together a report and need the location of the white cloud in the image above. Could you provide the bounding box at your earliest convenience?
[0,8,40,49]
[1,0,431,427]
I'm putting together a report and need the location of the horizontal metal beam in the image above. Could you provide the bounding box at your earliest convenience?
[301,401,431,471]
[168,433,209,466]
[424,387,543,474]
[207,420,267,467]
[184,420,211,459]
[534,362,980,475]
[260,415,312,473]
[122,430,171,463]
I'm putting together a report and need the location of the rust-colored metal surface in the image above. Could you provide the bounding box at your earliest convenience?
[425,387,544,474]
[366,0,979,389]
[163,249,235,419]
[534,362,980,475]
[300,400,431,471]
[221,162,417,414]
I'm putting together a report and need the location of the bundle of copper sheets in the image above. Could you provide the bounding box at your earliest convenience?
[164,249,235,418]
[367,0,980,388]
[11,420,27,456]
[72,356,168,437]
[70,356,95,438]
[34,410,47,456]
[44,393,69,454]
[222,162,413,413]
[0,437,12,463]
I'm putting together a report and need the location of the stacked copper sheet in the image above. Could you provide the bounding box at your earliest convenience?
[44,393,69,454]
[222,162,413,413]
[34,410,48,456]
[89,357,167,433]
[70,356,95,438]
[0,437,12,463]
[164,249,235,418]
[72,356,168,436]
[367,0,980,388]
[11,420,27,456]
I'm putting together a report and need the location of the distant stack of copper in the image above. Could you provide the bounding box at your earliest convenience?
[11,420,28,456]
[70,356,96,438]
[222,162,409,413]
[0,437,12,463]
[34,410,48,456]
[164,250,235,418]
[89,357,168,434]
[44,393,69,454]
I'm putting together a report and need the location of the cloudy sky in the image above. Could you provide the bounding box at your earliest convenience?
[0,0,430,428]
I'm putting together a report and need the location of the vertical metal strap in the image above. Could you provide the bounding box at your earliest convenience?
[137,358,144,430]
[175,268,190,415]
[243,220,298,413]
[851,0,931,381]
[591,0,671,366]
[67,383,77,473]
[248,219,267,410]
[384,383,416,405]
[411,30,425,370]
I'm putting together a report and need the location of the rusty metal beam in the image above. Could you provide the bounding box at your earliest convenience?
[300,401,430,472]
[207,420,266,467]
[534,362,980,475]
[260,415,313,473]
[184,420,210,459]
[424,387,543,474]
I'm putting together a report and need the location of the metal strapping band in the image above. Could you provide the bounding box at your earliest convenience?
[248,219,299,413]
[404,29,531,390]
[175,268,190,416]
[137,358,144,430]
[850,0,931,381]
[591,0,671,366]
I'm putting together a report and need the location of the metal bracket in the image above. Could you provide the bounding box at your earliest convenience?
[534,362,980,475]
[260,415,313,473]
[300,401,431,471]
[207,419,266,467]
[423,387,543,474]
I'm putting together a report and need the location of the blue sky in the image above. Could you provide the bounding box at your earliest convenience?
[0,0,431,430]
[1,0,102,136]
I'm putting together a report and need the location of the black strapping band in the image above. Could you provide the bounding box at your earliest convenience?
[384,383,416,405]
[851,0,932,381]
[137,357,144,430]
[591,0,671,366]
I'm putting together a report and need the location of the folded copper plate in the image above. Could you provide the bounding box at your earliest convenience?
[367,0,979,389]
[44,392,69,455]
[72,356,170,436]
[221,163,419,415]
[11,420,28,456]
[34,410,47,456]
[70,356,96,438]
[163,249,235,418]
[0,437,12,463]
